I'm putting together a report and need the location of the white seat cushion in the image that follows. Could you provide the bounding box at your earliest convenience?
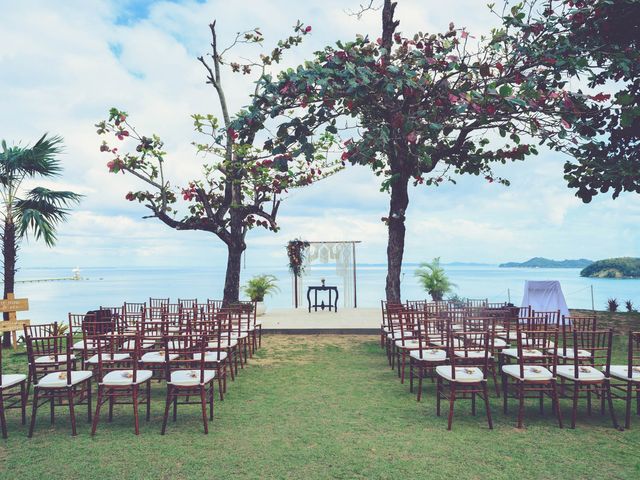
[556,365,605,382]
[86,353,130,364]
[409,349,447,362]
[492,338,508,348]
[501,348,544,359]
[211,340,238,349]
[607,365,640,382]
[394,339,420,349]
[34,354,75,364]
[169,370,216,387]
[556,348,592,359]
[436,365,484,383]
[454,350,492,359]
[193,351,229,363]
[37,370,92,388]
[101,369,153,386]
[140,351,179,363]
[120,340,155,350]
[502,364,553,381]
[230,333,249,340]
[1,374,27,388]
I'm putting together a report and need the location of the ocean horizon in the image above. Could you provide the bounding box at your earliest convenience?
[7,264,640,325]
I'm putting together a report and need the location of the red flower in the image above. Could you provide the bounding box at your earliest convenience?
[406,131,418,144]
[227,128,238,140]
[304,25,312,33]
[496,62,504,74]
[125,192,135,201]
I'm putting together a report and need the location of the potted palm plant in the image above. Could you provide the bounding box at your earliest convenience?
[243,274,280,316]
[414,257,456,301]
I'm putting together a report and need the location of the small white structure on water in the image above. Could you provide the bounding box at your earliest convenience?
[521,280,570,323]
[72,267,81,280]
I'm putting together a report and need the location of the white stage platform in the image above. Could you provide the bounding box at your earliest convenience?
[260,307,379,334]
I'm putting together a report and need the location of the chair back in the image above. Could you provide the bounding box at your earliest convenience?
[178,298,198,310]
[93,332,139,383]
[24,322,58,338]
[448,329,492,380]
[624,332,640,377]
[163,334,207,383]
[25,333,74,385]
[572,329,613,377]
[149,297,169,309]
[514,328,559,378]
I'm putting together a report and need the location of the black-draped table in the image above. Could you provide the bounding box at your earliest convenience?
[307,285,339,312]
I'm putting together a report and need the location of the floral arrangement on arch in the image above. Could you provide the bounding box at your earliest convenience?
[287,239,310,277]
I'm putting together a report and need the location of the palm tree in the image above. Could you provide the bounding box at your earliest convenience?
[414,257,456,301]
[0,134,81,346]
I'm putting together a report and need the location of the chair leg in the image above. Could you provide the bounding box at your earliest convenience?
[173,394,178,422]
[606,381,619,430]
[67,388,77,436]
[409,358,414,393]
[87,380,92,422]
[517,382,525,429]
[400,351,406,384]
[482,382,493,430]
[146,381,151,422]
[50,393,55,425]
[161,386,172,435]
[209,385,214,421]
[108,395,114,422]
[0,391,7,439]
[502,374,508,414]
[447,383,456,430]
[91,386,103,436]
[436,377,441,417]
[217,367,224,401]
[28,388,39,438]
[571,383,579,429]
[132,385,140,435]
[20,383,27,425]
[417,366,423,402]
[550,382,562,429]
[200,386,208,434]
[626,381,633,429]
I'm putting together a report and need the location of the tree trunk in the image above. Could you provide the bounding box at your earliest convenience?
[2,220,16,347]
[222,242,245,305]
[385,174,409,304]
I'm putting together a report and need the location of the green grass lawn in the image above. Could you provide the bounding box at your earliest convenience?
[1,334,640,479]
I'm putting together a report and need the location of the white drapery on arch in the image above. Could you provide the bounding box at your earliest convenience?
[292,241,361,308]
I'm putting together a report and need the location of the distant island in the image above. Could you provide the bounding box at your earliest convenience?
[499,257,594,268]
[580,257,640,278]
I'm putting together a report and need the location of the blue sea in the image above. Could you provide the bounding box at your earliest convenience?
[10,264,640,325]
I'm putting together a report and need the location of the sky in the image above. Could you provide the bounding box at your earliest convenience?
[0,0,638,271]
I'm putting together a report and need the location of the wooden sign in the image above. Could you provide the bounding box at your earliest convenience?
[0,296,29,313]
[0,293,31,350]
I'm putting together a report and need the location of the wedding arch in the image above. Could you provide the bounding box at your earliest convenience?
[287,240,361,309]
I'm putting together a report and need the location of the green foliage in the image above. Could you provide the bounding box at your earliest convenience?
[414,257,456,301]
[580,257,640,278]
[0,134,81,246]
[625,300,635,313]
[243,274,280,302]
[502,1,640,202]
[608,298,619,313]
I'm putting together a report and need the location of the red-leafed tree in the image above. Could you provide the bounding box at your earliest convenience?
[240,0,607,302]
[97,22,341,304]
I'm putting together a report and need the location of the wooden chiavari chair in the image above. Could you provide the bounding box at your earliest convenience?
[91,332,152,435]
[149,297,169,309]
[161,334,216,435]
[409,314,447,401]
[436,329,493,430]
[555,329,618,429]
[26,333,92,437]
[393,309,420,384]
[23,322,68,394]
[192,312,228,400]
[138,317,175,379]
[608,332,640,429]
[0,343,27,438]
[501,328,563,428]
